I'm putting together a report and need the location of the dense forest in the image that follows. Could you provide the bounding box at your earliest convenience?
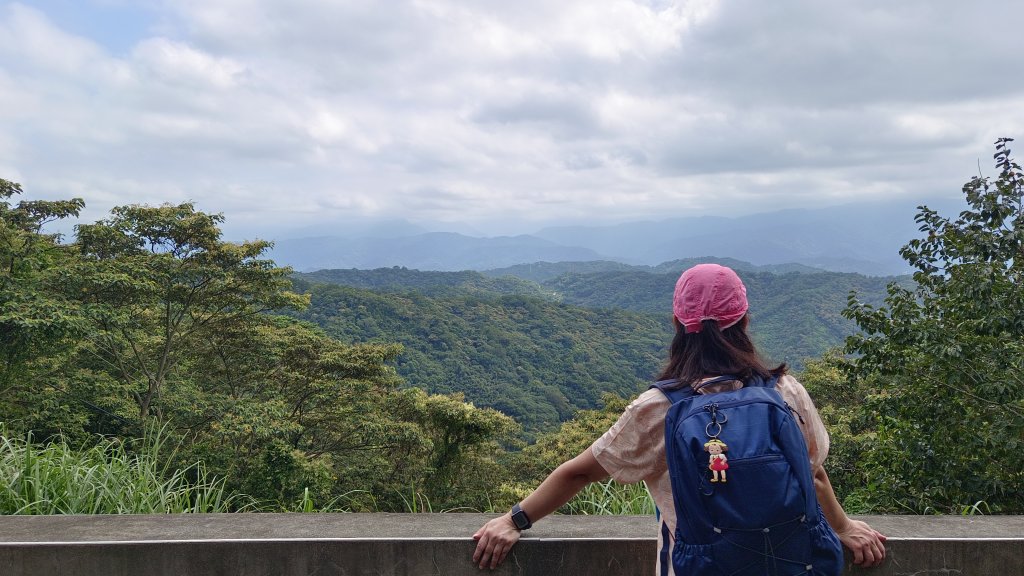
[2,140,1022,515]
[287,280,665,431]
[294,262,905,381]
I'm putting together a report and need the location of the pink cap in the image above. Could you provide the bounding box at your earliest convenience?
[672,264,748,333]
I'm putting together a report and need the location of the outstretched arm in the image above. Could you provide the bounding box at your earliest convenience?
[472,448,610,570]
[814,465,887,567]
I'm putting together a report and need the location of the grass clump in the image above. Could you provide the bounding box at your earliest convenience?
[564,479,655,516]
[0,427,244,515]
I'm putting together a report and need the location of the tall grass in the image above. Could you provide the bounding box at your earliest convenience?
[0,427,659,516]
[564,479,656,515]
[0,428,244,515]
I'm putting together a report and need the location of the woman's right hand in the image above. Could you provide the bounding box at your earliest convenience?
[472,514,522,570]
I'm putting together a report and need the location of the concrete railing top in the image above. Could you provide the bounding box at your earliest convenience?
[2,513,1022,575]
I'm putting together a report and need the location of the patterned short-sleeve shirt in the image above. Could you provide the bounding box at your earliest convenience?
[590,375,829,576]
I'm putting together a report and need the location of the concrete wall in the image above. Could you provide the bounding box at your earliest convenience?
[1,513,1021,575]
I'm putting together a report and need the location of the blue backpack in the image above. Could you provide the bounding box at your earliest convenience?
[651,375,843,576]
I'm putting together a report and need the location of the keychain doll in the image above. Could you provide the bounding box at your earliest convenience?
[704,438,729,482]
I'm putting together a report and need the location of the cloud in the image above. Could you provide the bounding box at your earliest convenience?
[2,0,1023,238]
[664,0,1024,106]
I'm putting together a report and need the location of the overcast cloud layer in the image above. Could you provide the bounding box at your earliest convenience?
[3,0,1023,238]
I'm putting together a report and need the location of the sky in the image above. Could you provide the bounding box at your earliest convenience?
[2,0,1023,240]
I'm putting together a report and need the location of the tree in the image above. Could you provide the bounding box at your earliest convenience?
[798,352,876,512]
[0,179,89,436]
[171,315,421,508]
[1,191,524,511]
[843,138,1024,513]
[71,203,307,422]
[395,387,520,509]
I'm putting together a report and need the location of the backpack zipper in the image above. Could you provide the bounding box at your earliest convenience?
[728,453,785,466]
[693,396,804,426]
[683,395,786,419]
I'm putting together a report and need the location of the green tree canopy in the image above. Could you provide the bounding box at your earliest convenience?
[843,138,1024,513]
[71,203,307,422]
[0,179,89,435]
[1,186,523,511]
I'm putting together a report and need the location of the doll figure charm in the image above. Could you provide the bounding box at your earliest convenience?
[704,439,729,482]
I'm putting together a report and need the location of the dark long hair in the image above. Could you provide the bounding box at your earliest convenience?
[657,315,786,387]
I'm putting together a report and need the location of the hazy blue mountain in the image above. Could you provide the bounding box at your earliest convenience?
[269,199,962,276]
[532,202,937,275]
[269,232,606,272]
[273,218,429,240]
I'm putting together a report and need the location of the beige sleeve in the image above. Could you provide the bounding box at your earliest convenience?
[777,374,830,469]
[590,389,670,484]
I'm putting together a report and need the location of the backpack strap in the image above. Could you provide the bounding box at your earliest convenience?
[742,373,781,389]
[654,373,781,399]
[649,379,694,404]
[650,375,743,403]
[692,374,742,393]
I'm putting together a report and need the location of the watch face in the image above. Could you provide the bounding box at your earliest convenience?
[511,505,531,529]
[512,511,528,529]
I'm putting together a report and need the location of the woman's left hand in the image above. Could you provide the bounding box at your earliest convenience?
[471,450,609,570]
[835,519,887,567]
[472,514,521,570]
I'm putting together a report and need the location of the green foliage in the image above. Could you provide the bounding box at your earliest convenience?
[798,352,875,513]
[290,283,665,432]
[297,267,553,299]
[0,426,242,514]
[512,394,629,482]
[0,186,525,513]
[16,156,1022,518]
[176,316,411,508]
[290,260,903,431]
[506,394,655,515]
[482,260,643,283]
[0,180,89,435]
[71,203,308,422]
[483,257,824,284]
[843,138,1024,513]
[394,388,520,509]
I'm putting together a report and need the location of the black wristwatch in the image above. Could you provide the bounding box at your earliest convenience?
[510,503,533,530]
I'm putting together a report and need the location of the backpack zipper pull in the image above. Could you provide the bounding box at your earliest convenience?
[704,403,727,438]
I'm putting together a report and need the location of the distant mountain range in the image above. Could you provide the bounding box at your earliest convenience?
[269,232,604,273]
[270,199,961,276]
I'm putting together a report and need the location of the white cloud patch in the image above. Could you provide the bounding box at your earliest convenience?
[0,3,104,74]
[132,37,248,90]
[2,0,1023,238]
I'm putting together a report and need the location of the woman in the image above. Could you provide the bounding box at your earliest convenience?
[473,264,887,573]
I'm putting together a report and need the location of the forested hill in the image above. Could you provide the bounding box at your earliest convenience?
[291,262,908,431]
[288,279,666,432]
[542,268,909,367]
[483,258,826,283]
[298,267,553,298]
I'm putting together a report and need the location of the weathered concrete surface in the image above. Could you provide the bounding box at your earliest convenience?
[0,514,1021,575]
